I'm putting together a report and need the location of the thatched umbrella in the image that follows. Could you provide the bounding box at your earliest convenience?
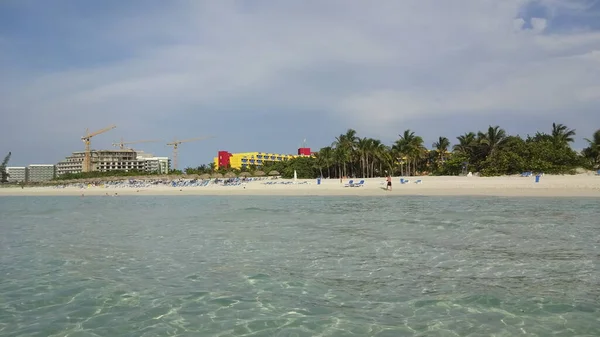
[199,173,210,180]
[254,170,266,176]
[239,172,251,177]
[224,172,237,178]
[211,173,223,178]
[268,170,280,176]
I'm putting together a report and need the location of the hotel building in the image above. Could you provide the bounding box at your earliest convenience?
[214,147,312,170]
[27,164,56,182]
[56,150,171,176]
[6,167,27,183]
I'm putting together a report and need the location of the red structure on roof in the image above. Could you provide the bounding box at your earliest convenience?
[297,147,311,156]
[217,151,232,168]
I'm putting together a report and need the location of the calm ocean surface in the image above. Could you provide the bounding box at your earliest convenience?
[1,196,599,336]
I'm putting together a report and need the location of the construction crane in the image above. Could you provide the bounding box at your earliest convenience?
[81,124,116,172]
[112,138,160,150]
[167,136,214,170]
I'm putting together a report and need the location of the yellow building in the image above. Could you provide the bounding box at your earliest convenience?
[214,149,311,170]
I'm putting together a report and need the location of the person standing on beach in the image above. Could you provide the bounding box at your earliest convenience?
[386,175,392,191]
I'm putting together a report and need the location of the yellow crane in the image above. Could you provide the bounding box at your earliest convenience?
[167,136,215,170]
[112,138,160,150]
[81,124,117,172]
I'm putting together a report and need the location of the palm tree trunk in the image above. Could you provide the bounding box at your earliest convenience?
[362,155,366,178]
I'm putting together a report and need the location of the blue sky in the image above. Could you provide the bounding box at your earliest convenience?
[1,0,600,168]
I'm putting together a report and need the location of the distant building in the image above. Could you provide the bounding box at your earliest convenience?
[214,148,312,170]
[27,164,56,182]
[56,150,171,176]
[136,152,171,174]
[6,167,27,183]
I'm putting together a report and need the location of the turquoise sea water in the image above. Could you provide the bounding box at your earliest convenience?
[0,196,599,336]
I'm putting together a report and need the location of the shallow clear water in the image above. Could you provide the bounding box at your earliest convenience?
[1,196,599,336]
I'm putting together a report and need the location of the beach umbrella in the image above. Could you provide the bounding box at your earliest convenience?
[253,170,266,176]
[239,172,251,177]
[268,170,280,176]
[199,173,210,179]
[211,173,223,178]
[224,172,237,178]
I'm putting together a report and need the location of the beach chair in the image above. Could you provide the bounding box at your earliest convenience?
[596,170,600,176]
[400,178,410,184]
[415,179,422,184]
[344,180,355,187]
[353,180,365,187]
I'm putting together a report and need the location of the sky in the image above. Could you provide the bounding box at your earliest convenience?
[1,0,600,168]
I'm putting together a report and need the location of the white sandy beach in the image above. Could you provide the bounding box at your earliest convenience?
[1,174,600,197]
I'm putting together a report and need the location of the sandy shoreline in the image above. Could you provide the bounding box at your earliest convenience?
[1,175,599,197]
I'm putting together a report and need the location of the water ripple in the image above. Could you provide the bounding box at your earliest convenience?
[1,196,599,336]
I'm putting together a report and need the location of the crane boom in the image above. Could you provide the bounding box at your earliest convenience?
[81,124,117,172]
[166,135,215,170]
[112,138,160,149]
[167,136,214,146]
[83,125,116,140]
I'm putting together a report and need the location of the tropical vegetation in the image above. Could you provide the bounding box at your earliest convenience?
[184,124,600,179]
[1,152,11,183]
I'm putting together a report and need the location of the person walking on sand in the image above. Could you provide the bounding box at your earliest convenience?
[386,175,392,191]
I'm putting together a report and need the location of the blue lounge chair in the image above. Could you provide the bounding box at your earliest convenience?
[352,180,365,187]
[344,180,354,187]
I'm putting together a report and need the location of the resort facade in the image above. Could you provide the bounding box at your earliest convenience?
[56,150,171,176]
[214,148,312,170]
[6,164,56,183]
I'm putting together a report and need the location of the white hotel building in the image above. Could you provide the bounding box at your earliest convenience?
[56,150,170,176]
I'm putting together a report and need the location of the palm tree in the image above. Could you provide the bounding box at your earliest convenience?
[371,139,388,177]
[583,129,600,169]
[478,125,507,157]
[317,146,334,178]
[357,137,374,178]
[432,136,450,163]
[393,131,412,176]
[1,152,11,183]
[551,123,576,146]
[394,130,425,176]
[453,132,477,157]
[333,146,347,178]
[313,152,325,178]
[332,129,358,177]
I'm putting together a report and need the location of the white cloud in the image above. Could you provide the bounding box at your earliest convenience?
[1,0,600,165]
[531,17,548,33]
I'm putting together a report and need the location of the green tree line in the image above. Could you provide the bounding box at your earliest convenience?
[187,124,599,179]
